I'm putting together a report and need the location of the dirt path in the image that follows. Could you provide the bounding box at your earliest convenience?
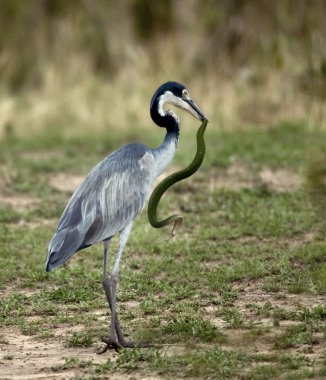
[0,327,160,380]
[1,327,101,379]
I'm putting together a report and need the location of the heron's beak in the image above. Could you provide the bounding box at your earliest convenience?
[185,98,207,122]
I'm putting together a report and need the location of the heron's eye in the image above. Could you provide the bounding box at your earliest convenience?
[182,89,189,98]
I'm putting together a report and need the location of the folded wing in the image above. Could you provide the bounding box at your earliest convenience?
[46,144,155,271]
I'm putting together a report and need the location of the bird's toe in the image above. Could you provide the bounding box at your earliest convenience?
[97,336,122,353]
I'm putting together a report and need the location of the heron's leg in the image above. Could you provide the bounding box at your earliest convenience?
[98,239,114,354]
[110,223,132,345]
[102,238,112,305]
[100,238,133,349]
[100,223,133,352]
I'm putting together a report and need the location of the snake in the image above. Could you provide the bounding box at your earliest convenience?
[147,119,208,236]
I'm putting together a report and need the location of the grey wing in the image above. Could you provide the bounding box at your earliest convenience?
[46,144,155,271]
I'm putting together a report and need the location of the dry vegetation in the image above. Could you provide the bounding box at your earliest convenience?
[0,0,325,139]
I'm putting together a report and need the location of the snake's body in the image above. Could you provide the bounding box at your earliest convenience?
[147,119,208,234]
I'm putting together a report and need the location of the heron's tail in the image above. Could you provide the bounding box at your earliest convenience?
[46,228,83,271]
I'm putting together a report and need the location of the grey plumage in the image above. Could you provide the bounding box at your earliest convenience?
[46,143,155,271]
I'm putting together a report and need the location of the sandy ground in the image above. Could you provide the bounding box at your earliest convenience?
[1,328,103,380]
[0,323,161,380]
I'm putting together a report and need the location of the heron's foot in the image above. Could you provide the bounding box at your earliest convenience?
[119,338,153,348]
[97,336,122,354]
[118,339,136,348]
[97,336,152,353]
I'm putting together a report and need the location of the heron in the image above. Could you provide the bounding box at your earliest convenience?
[45,81,207,352]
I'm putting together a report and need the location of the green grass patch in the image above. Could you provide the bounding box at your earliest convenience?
[0,206,22,223]
[274,323,320,349]
[162,316,226,343]
[66,331,94,347]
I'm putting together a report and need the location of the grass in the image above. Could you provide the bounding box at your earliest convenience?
[0,120,325,379]
[66,332,95,348]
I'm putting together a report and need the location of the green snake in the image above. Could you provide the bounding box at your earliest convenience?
[147,119,208,236]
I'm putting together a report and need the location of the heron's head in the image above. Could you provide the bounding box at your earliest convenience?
[150,82,207,128]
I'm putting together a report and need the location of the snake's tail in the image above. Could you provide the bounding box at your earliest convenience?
[157,217,183,243]
[157,233,173,243]
[172,217,183,237]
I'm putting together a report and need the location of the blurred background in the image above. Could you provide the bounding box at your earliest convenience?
[0,0,325,137]
[0,0,325,215]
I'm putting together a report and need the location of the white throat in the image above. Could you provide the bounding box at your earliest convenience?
[158,91,181,122]
[153,137,177,179]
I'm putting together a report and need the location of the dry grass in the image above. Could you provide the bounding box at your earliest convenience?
[0,1,325,140]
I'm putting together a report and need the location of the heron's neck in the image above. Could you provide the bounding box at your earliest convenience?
[150,94,180,178]
[153,128,179,178]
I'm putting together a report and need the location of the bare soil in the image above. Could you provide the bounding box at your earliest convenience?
[209,163,302,192]
[0,195,39,211]
[1,327,102,380]
[49,173,85,193]
[0,325,162,379]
